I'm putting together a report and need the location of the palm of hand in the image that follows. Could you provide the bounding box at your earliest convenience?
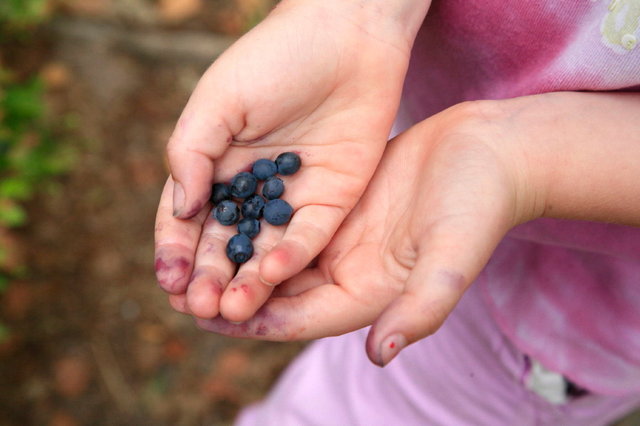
[196,107,520,365]
[155,5,413,321]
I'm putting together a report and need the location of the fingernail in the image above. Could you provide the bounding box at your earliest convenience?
[378,334,407,367]
[173,181,185,217]
[259,275,276,287]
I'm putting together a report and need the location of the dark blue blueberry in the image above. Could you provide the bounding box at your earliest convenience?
[263,199,293,226]
[275,152,301,175]
[214,200,240,226]
[252,158,278,181]
[210,183,231,205]
[237,218,261,239]
[226,233,254,264]
[262,176,285,200]
[230,172,258,199]
[241,194,265,219]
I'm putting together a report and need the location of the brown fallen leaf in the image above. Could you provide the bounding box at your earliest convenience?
[158,0,203,23]
[53,354,93,398]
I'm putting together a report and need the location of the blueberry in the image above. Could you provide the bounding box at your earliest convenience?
[214,200,240,225]
[252,159,278,181]
[226,233,254,264]
[275,152,301,175]
[238,218,261,239]
[263,199,293,225]
[241,194,265,219]
[262,176,285,200]
[230,172,258,199]
[210,183,231,205]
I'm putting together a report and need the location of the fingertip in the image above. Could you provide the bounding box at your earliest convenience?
[186,275,224,319]
[219,283,257,323]
[259,241,307,286]
[172,180,186,217]
[365,327,384,367]
[172,186,208,219]
[155,253,192,294]
[168,294,190,314]
[366,325,409,367]
[259,245,292,285]
[168,154,215,219]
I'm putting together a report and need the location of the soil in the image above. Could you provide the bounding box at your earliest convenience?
[1,2,305,425]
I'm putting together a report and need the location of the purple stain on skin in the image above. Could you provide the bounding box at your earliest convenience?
[182,199,204,218]
[196,303,303,340]
[255,323,268,336]
[204,242,217,254]
[155,256,190,294]
[437,270,466,292]
[188,269,225,297]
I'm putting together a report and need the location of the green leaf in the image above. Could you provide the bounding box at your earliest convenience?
[1,78,44,131]
[0,0,47,25]
[0,177,32,200]
[0,202,26,227]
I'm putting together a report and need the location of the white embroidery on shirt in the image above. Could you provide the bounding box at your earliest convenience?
[601,0,640,53]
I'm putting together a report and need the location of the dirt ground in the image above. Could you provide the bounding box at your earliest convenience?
[1,1,639,425]
[1,1,307,425]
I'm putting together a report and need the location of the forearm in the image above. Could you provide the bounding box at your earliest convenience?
[499,91,640,226]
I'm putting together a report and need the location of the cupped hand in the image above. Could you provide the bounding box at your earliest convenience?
[154,0,426,320]
[194,100,540,365]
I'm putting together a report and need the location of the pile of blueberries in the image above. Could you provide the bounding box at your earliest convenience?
[211,152,301,264]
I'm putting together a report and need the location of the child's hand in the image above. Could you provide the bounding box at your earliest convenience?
[193,91,640,365]
[193,101,529,361]
[154,0,431,317]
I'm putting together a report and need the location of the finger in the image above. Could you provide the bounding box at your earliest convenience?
[168,294,190,314]
[218,224,285,323]
[167,68,243,219]
[259,204,346,285]
[155,177,210,294]
[185,214,237,319]
[365,216,505,367]
[272,267,327,297]
[256,162,363,286]
[196,283,372,341]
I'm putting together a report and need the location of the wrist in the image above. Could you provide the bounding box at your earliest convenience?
[275,0,431,51]
[481,92,640,227]
[440,99,548,228]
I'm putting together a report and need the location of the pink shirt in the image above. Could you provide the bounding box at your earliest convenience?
[401,0,640,395]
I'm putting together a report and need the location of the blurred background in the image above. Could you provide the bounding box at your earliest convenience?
[1,1,639,425]
[0,1,307,425]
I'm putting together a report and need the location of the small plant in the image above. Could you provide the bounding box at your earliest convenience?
[0,0,72,342]
[0,74,72,228]
[0,0,48,28]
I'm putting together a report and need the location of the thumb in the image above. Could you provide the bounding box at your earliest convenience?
[365,216,507,367]
[167,71,243,219]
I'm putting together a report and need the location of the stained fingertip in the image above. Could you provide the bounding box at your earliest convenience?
[380,334,408,366]
[219,280,262,323]
[168,155,215,220]
[172,180,186,217]
[155,251,192,294]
